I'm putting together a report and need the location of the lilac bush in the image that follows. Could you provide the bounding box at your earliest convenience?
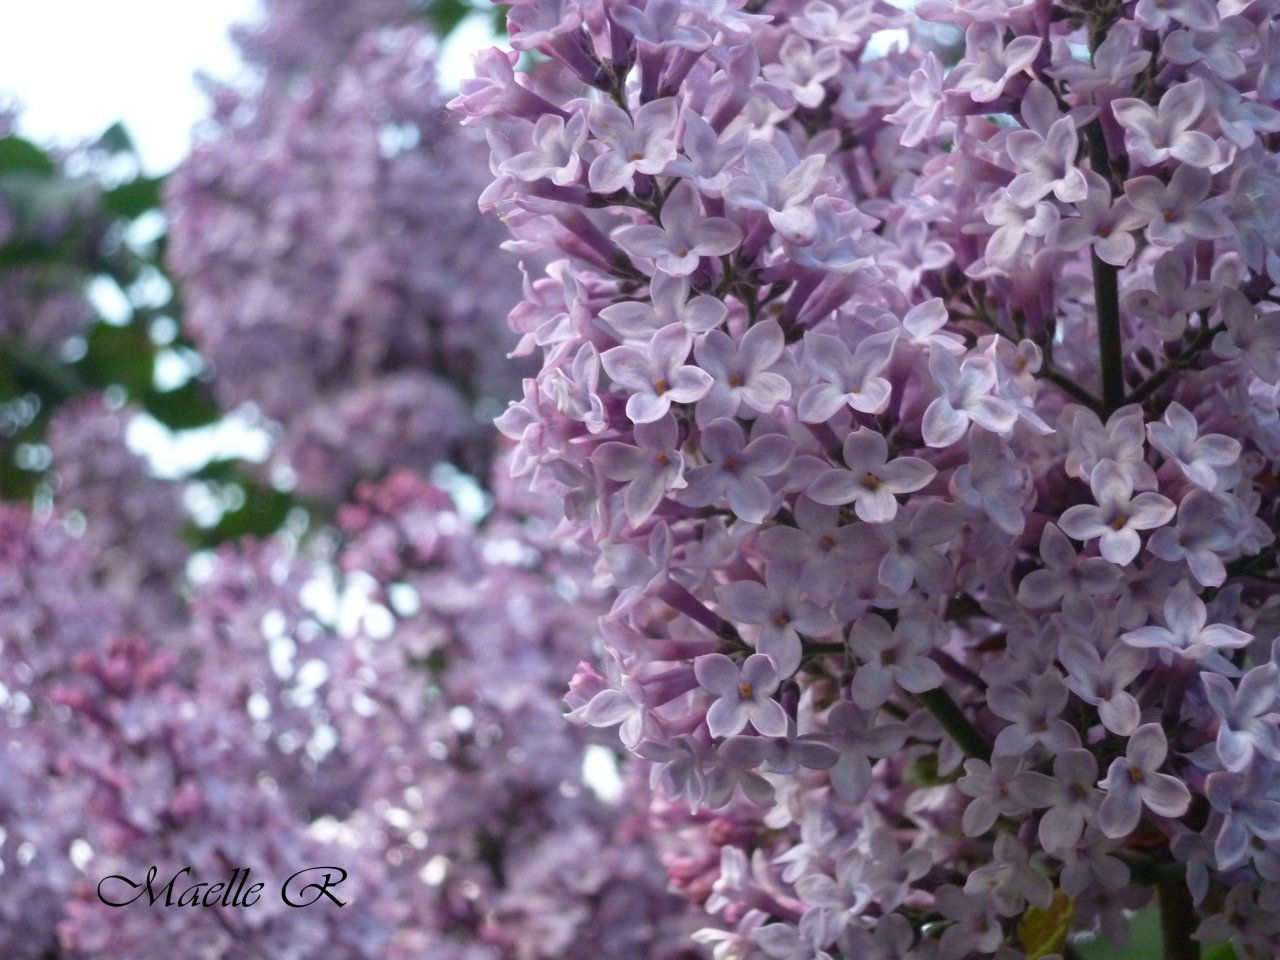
[30,471,694,959]
[461,0,1280,956]
[165,2,527,501]
[2,2,693,956]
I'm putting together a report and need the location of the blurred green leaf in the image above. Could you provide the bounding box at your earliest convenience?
[75,320,155,398]
[1018,889,1072,960]
[96,122,137,156]
[102,175,164,220]
[190,457,243,483]
[1076,903,1164,959]
[0,136,55,177]
[200,481,297,546]
[142,378,220,431]
[427,0,473,37]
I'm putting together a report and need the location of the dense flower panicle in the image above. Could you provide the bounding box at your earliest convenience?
[464,0,1280,954]
[0,121,104,351]
[0,469,695,958]
[166,14,527,501]
[45,395,189,636]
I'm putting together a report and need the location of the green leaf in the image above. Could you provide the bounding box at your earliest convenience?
[0,136,55,177]
[142,379,220,431]
[75,320,155,398]
[96,122,137,156]
[1018,888,1073,960]
[190,457,243,483]
[427,0,473,37]
[1077,903,1163,959]
[102,175,164,220]
[197,481,299,546]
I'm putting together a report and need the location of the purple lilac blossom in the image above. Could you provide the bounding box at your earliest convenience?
[463,0,1280,952]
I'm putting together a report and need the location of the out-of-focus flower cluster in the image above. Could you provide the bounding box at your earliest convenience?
[165,2,528,501]
[45,396,189,637]
[462,0,1280,955]
[0,109,104,353]
[1,2,696,957]
[0,467,695,959]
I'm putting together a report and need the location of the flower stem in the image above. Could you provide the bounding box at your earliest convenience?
[913,688,989,760]
[1157,876,1200,960]
[1092,248,1124,417]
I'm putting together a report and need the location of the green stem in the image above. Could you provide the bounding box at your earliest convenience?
[913,688,989,760]
[1091,248,1124,417]
[1157,877,1200,960]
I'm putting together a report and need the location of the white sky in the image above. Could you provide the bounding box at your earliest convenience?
[0,1,495,174]
[0,2,499,474]
[0,1,260,172]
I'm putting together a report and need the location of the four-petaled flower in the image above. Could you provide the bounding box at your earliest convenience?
[615,180,743,276]
[601,322,714,423]
[1097,724,1192,838]
[1120,579,1253,666]
[807,428,935,523]
[1058,460,1176,565]
[694,652,788,738]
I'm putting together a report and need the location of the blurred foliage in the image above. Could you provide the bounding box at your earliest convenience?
[0,124,296,542]
[1074,904,1237,960]
[419,0,507,37]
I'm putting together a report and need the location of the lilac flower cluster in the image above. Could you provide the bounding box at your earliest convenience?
[0,109,102,352]
[0,468,694,958]
[46,395,189,636]
[462,0,1280,955]
[165,1,528,501]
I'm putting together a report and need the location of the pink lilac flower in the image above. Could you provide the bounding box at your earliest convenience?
[500,112,590,185]
[1146,401,1241,490]
[724,136,829,245]
[1146,489,1239,587]
[1047,170,1147,267]
[614,179,743,275]
[1124,249,1219,341]
[1120,580,1253,666]
[1213,289,1280,383]
[677,418,795,524]
[694,319,793,423]
[600,322,715,423]
[587,97,680,193]
[922,349,1018,448]
[1097,724,1192,838]
[1201,664,1280,773]
[716,565,838,678]
[1005,114,1088,206]
[1058,636,1146,736]
[989,672,1080,758]
[847,612,945,710]
[946,22,1041,103]
[1132,0,1218,31]
[1163,17,1255,81]
[1124,163,1233,247]
[806,428,936,523]
[797,330,897,421]
[592,413,688,526]
[1058,460,1176,565]
[1015,748,1102,854]
[695,653,788,738]
[1110,79,1224,169]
